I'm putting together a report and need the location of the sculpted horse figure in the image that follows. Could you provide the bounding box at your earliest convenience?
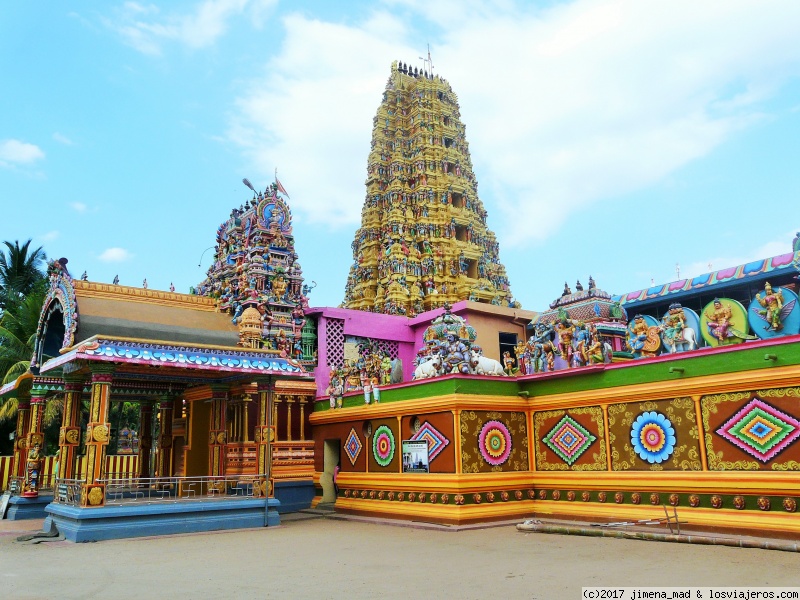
[660,303,697,354]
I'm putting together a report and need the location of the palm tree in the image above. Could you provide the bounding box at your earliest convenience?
[0,282,47,423]
[0,239,47,312]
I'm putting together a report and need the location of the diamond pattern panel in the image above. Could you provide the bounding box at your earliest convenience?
[716,398,800,463]
[344,428,363,466]
[410,421,450,462]
[542,415,597,466]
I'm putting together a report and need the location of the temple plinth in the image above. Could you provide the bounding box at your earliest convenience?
[343,61,514,315]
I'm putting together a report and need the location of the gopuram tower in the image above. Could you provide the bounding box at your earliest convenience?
[342,60,514,316]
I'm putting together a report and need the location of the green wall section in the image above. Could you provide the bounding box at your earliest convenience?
[314,337,800,412]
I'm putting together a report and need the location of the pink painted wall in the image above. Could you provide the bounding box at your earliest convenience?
[307,302,536,396]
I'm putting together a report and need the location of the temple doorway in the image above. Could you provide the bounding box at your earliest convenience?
[322,440,340,503]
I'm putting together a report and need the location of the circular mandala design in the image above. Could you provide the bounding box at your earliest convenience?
[567,491,576,502]
[650,493,660,505]
[487,492,495,503]
[757,497,770,511]
[630,412,676,464]
[515,490,523,501]
[783,497,797,513]
[581,492,590,502]
[733,496,745,510]
[552,490,561,501]
[598,492,607,503]
[478,420,513,466]
[537,489,546,500]
[711,495,723,509]
[473,493,482,504]
[669,494,680,507]
[372,425,396,467]
[631,493,641,505]
[614,492,624,504]
[441,494,449,504]
[501,491,509,502]
[418,493,426,502]
[689,494,700,507]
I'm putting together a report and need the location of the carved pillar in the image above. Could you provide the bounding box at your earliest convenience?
[138,402,154,478]
[58,377,83,480]
[208,387,228,480]
[155,396,174,478]
[285,396,294,442]
[12,396,31,482]
[21,387,47,497]
[299,396,307,440]
[272,393,280,441]
[255,379,274,497]
[83,366,114,506]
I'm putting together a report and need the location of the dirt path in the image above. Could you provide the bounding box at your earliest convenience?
[2,515,798,599]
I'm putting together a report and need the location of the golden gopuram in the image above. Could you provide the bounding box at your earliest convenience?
[342,60,514,315]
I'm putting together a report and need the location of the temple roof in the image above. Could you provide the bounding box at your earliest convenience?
[613,251,800,307]
[73,281,239,347]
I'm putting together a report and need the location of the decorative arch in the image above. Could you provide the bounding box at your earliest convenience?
[32,261,78,370]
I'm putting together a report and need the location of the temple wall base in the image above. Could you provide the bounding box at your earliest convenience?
[274,480,315,513]
[6,494,53,520]
[45,498,281,542]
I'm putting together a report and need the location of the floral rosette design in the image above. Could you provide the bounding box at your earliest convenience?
[478,420,513,466]
[630,411,676,464]
[372,425,395,467]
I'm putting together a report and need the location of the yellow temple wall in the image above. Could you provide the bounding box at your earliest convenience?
[310,349,800,536]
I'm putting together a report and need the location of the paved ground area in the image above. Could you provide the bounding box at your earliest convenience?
[2,513,799,600]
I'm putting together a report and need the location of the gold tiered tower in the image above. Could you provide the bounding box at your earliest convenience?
[343,61,514,316]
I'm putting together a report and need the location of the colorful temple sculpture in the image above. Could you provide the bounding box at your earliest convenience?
[526,278,628,372]
[342,61,514,315]
[195,181,316,365]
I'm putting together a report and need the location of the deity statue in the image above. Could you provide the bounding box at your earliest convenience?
[502,351,516,375]
[660,302,697,353]
[23,441,43,497]
[554,319,576,366]
[705,299,755,345]
[627,315,650,357]
[756,282,785,331]
[326,371,344,409]
[271,275,287,301]
[441,333,471,375]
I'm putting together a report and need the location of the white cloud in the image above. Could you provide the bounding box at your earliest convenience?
[103,0,276,56]
[98,247,134,262]
[40,231,60,242]
[70,202,88,213]
[53,132,74,145]
[226,0,800,243]
[0,139,45,167]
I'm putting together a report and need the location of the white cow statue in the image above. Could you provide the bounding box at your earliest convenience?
[469,349,507,376]
[413,355,442,380]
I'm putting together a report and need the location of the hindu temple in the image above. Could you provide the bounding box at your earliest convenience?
[2,60,800,545]
[343,61,514,315]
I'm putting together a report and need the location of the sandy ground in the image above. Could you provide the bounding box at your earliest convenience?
[1,514,799,600]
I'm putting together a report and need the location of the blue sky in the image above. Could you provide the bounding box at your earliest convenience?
[2,0,799,312]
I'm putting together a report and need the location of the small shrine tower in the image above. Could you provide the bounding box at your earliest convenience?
[342,61,514,315]
[195,181,313,361]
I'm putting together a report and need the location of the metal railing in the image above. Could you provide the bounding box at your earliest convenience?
[7,473,57,496]
[52,474,268,507]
